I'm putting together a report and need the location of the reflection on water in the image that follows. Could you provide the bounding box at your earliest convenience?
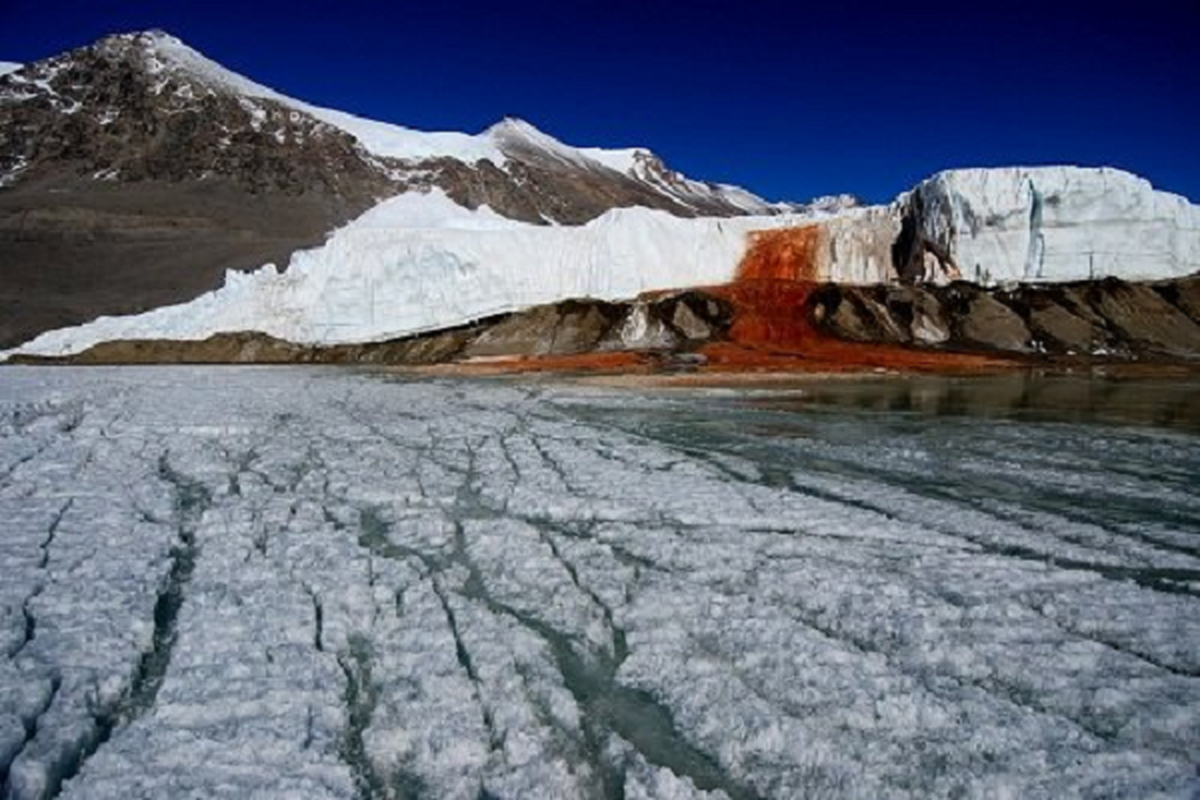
[742,372,1200,434]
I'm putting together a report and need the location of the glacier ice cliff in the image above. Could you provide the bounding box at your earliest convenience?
[903,167,1200,285]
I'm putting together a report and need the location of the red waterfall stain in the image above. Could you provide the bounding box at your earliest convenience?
[438,224,1019,378]
[695,225,1018,374]
[707,226,825,351]
[737,227,824,282]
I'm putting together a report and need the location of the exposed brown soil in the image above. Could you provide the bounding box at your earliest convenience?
[0,173,371,348]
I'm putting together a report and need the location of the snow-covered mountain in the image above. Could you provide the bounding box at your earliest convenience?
[0,30,800,220]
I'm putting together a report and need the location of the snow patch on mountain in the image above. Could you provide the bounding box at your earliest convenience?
[486,117,594,167]
[129,30,504,164]
[120,29,790,217]
[0,62,21,78]
[577,146,644,174]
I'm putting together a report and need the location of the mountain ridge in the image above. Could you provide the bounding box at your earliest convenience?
[0,30,824,219]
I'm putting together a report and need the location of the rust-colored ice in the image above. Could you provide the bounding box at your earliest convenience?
[738,226,825,283]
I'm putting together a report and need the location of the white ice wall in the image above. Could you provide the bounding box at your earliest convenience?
[914,167,1200,283]
[6,192,802,357]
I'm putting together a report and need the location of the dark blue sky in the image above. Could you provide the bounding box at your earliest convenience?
[3,0,1196,204]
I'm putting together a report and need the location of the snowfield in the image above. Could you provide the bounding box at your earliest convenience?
[0,368,1198,799]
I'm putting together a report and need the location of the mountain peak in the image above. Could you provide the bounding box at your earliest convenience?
[1,30,793,221]
[92,29,288,102]
[485,116,599,167]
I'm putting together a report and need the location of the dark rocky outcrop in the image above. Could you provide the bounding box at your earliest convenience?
[464,301,625,358]
[812,275,1200,362]
[11,291,733,366]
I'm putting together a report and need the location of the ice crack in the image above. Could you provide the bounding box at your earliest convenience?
[304,585,325,652]
[40,452,209,796]
[431,578,500,752]
[444,520,760,800]
[337,634,426,800]
[0,677,59,798]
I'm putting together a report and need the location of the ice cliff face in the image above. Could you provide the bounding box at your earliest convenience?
[3,192,806,355]
[900,167,1200,284]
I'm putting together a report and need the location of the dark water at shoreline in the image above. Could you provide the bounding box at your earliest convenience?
[738,371,1200,434]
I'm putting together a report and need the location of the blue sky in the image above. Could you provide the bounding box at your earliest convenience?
[2,0,1196,203]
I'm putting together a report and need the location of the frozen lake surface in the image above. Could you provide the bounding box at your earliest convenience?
[0,367,1198,799]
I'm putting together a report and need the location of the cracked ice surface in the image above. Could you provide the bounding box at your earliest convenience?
[0,367,1198,799]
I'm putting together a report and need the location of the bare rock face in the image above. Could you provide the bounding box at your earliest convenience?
[813,275,1200,362]
[16,292,734,365]
[0,35,389,200]
[824,293,875,343]
[1026,298,1097,353]
[910,291,952,345]
[463,293,730,359]
[671,301,713,340]
[1158,275,1200,319]
[1088,280,1200,357]
[960,294,1033,353]
[463,301,624,358]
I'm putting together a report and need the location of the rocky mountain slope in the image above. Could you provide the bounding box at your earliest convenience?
[1,31,802,219]
[0,30,817,348]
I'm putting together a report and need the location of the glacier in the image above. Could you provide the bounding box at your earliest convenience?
[910,167,1200,284]
[1,190,822,357]
[4,166,1200,360]
[0,367,1197,799]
